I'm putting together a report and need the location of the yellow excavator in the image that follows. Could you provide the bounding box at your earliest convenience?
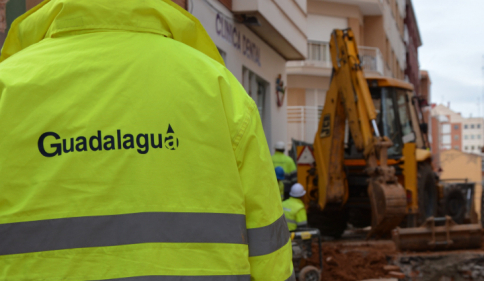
[296,29,482,245]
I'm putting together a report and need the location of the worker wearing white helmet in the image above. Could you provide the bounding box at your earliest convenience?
[271,141,297,174]
[282,183,308,231]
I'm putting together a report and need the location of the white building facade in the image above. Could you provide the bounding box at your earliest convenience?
[190,0,307,152]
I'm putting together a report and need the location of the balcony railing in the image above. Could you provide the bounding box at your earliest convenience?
[358,46,385,76]
[287,106,323,146]
[288,41,385,76]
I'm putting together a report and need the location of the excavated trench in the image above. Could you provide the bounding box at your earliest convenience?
[302,232,484,281]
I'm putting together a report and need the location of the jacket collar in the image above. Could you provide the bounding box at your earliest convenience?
[0,0,224,65]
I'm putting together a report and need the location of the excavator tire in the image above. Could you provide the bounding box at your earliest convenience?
[307,204,347,239]
[444,186,466,224]
[417,162,438,225]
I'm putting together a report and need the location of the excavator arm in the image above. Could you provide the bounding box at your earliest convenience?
[313,29,407,237]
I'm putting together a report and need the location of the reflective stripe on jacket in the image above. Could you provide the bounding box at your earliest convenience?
[0,1,293,280]
[272,152,297,174]
[282,198,308,231]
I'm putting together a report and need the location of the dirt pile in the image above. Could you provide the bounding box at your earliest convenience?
[306,242,398,281]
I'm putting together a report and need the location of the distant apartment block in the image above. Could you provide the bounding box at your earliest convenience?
[431,104,484,154]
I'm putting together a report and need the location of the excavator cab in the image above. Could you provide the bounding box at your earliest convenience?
[342,77,437,231]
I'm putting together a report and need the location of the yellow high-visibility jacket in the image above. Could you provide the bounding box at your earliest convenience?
[272,152,297,174]
[0,1,294,280]
[282,198,307,231]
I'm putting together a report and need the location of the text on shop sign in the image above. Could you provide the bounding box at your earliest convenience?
[215,13,261,66]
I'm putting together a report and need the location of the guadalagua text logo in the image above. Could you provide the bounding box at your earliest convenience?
[38,125,179,157]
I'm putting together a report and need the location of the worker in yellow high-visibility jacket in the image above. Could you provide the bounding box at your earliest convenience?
[282,184,308,231]
[0,1,294,280]
[272,141,297,174]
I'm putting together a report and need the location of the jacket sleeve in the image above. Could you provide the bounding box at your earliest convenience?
[295,208,308,228]
[235,103,294,281]
[219,68,294,280]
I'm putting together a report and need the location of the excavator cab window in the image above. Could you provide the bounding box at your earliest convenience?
[345,86,417,160]
[396,89,416,144]
[369,87,405,158]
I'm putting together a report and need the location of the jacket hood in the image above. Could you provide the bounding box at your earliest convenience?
[0,0,224,65]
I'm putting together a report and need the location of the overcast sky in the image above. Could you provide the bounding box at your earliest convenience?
[413,0,484,118]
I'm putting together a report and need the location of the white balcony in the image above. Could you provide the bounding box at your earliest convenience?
[232,0,307,60]
[287,106,323,146]
[286,40,385,76]
[359,46,385,76]
[319,0,383,16]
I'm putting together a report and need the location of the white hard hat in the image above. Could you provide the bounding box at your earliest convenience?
[290,183,306,198]
[275,141,285,150]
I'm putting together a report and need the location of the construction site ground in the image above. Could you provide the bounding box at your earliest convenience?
[305,229,484,281]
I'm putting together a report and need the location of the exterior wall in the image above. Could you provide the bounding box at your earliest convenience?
[287,75,330,90]
[430,115,441,170]
[287,88,306,106]
[364,16,386,61]
[420,70,431,104]
[307,14,347,42]
[462,118,484,153]
[382,0,406,78]
[218,0,232,10]
[0,0,7,44]
[172,0,187,9]
[26,0,42,10]
[348,17,362,44]
[404,0,421,95]
[232,0,307,60]
[450,123,462,150]
[307,0,363,23]
[191,0,289,151]
[432,103,484,155]
[287,0,410,145]
[440,149,482,220]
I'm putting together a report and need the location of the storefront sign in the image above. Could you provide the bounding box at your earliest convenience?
[215,13,261,67]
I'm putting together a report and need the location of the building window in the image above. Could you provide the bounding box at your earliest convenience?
[471,146,475,150]
[478,124,481,129]
[471,124,475,129]
[478,135,482,139]
[454,125,459,130]
[465,124,468,129]
[454,146,460,150]
[217,47,227,63]
[464,135,468,140]
[454,135,459,140]
[242,67,269,134]
[471,135,475,139]
[465,146,468,150]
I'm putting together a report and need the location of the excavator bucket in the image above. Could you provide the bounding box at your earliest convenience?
[392,216,482,251]
[367,180,407,238]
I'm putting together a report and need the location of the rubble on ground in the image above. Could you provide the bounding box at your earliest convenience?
[303,237,484,281]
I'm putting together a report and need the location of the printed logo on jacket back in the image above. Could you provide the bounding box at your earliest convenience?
[38,124,179,157]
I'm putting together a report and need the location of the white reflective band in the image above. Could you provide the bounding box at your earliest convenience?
[285,218,297,224]
[102,276,251,281]
[0,212,247,256]
[296,221,308,226]
[247,215,290,257]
